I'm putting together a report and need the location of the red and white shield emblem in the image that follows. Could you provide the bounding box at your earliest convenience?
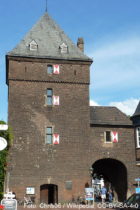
[53,96,60,105]
[53,134,60,144]
[53,65,60,74]
[111,131,118,143]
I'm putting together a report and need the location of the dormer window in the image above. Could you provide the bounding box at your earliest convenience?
[29,40,38,51]
[60,43,68,54]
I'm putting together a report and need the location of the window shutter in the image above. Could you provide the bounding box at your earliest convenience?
[111,131,118,143]
[53,134,60,145]
[53,96,60,105]
[53,65,60,74]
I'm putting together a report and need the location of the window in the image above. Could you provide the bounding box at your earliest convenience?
[29,40,38,51]
[46,89,53,105]
[105,131,112,143]
[46,127,53,144]
[47,65,53,74]
[47,65,60,74]
[65,181,72,190]
[136,127,140,148]
[26,187,35,195]
[59,43,68,54]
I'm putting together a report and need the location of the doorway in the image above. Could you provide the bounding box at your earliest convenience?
[40,184,58,204]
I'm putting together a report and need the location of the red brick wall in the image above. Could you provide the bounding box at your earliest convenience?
[89,125,140,199]
[6,56,140,203]
[7,56,91,203]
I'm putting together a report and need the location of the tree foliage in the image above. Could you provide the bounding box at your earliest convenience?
[0,121,13,199]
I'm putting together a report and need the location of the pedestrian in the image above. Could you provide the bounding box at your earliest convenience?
[100,186,107,203]
[108,190,113,202]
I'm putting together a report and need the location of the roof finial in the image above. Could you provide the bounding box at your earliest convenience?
[45,0,48,12]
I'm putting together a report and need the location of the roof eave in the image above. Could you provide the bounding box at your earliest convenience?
[90,122,133,127]
[6,54,93,63]
[131,114,140,119]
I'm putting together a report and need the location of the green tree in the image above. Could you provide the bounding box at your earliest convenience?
[0,121,13,199]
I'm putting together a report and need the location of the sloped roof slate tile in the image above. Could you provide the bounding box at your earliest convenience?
[132,101,140,117]
[7,13,92,62]
[90,106,132,126]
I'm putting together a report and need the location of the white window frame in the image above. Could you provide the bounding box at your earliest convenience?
[136,127,140,148]
[104,131,112,143]
[46,88,53,105]
[45,127,53,144]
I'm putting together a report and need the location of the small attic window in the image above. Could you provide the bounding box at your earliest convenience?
[29,40,38,51]
[59,43,68,54]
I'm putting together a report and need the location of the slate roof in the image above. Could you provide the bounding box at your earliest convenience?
[132,101,140,117]
[7,13,92,62]
[90,106,132,126]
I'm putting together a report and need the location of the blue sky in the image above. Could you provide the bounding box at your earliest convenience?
[0,0,140,121]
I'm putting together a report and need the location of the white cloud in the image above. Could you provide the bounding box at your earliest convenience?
[90,37,140,60]
[90,100,100,106]
[109,98,139,116]
[89,36,140,92]
[89,98,139,116]
[89,36,140,117]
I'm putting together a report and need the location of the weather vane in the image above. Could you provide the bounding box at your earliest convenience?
[45,0,48,12]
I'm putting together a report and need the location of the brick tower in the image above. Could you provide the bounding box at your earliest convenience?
[6,13,92,203]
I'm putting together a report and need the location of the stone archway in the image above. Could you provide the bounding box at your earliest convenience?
[40,184,58,204]
[92,158,128,201]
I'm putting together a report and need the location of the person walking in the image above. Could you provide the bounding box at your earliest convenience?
[100,186,107,203]
[108,190,113,202]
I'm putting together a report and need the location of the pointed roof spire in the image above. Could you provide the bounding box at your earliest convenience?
[133,101,140,117]
[7,13,92,62]
[131,101,140,126]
